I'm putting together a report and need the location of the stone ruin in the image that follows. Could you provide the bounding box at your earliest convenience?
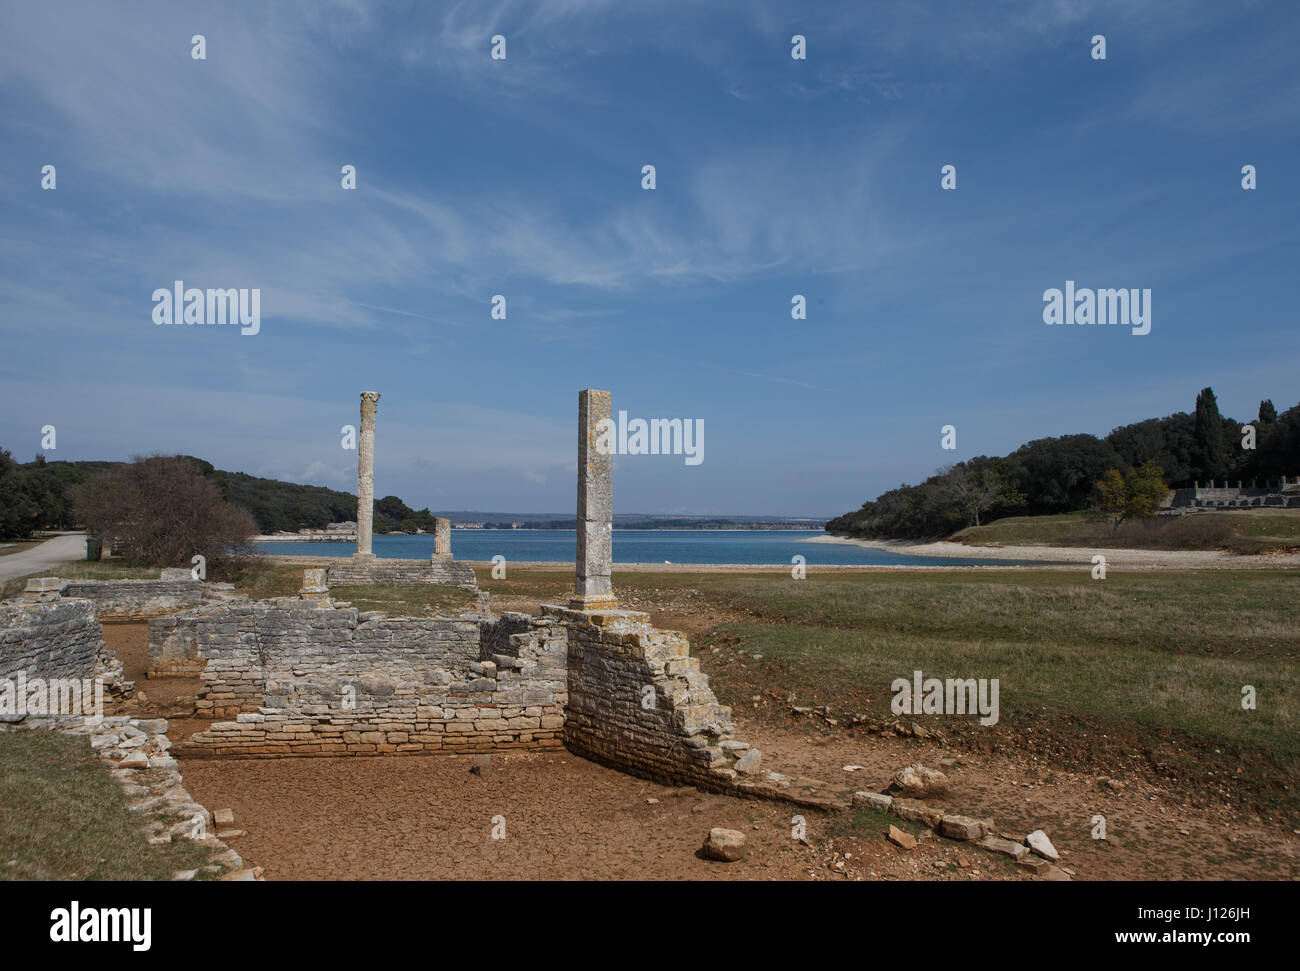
[0,389,845,809]
[1165,476,1300,512]
[323,390,477,589]
[156,389,846,807]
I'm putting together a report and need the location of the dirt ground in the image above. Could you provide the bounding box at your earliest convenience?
[102,622,1300,881]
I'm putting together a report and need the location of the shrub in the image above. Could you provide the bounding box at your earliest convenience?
[73,455,257,577]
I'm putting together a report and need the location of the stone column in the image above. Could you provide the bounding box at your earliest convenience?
[432,517,451,558]
[300,568,329,602]
[570,389,617,610]
[354,391,381,560]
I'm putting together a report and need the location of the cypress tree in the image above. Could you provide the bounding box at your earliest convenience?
[1193,387,1229,480]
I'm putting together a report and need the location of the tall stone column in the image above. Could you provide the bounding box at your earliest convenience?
[570,389,617,610]
[432,517,451,558]
[354,391,380,560]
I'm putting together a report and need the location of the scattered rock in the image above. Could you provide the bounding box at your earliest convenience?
[701,828,747,862]
[938,815,987,842]
[220,868,257,881]
[1016,857,1051,875]
[842,765,864,772]
[890,764,949,798]
[852,791,893,811]
[216,829,247,840]
[733,749,763,775]
[1026,829,1060,861]
[1101,778,1125,792]
[213,808,236,827]
[894,803,943,828]
[118,752,148,769]
[887,825,917,850]
[171,869,197,881]
[469,755,492,776]
[979,835,1029,861]
[1039,864,1071,881]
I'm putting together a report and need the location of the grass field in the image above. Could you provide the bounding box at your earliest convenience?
[953,509,1300,552]
[0,730,218,880]
[482,566,1300,817]
[0,539,44,558]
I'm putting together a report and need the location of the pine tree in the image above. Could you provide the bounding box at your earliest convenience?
[1260,399,1277,425]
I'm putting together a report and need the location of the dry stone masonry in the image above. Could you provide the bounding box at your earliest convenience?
[326,556,477,588]
[174,600,567,757]
[0,598,116,686]
[17,569,228,621]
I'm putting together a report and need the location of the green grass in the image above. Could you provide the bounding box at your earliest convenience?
[0,730,219,880]
[952,513,1089,546]
[955,509,1300,552]
[0,539,44,558]
[492,566,1300,817]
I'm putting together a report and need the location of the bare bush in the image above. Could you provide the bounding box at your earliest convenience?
[74,455,257,577]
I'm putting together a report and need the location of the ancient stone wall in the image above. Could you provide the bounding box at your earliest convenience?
[175,601,567,758]
[61,577,209,620]
[0,599,108,685]
[146,610,208,677]
[23,569,221,621]
[0,596,131,701]
[552,605,758,790]
[325,558,478,588]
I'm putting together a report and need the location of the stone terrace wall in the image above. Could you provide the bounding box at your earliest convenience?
[0,597,130,697]
[37,569,218,621]
[178,601,567,758]
[552,604,848,808]
[326,557,478,589]
[0,599,107,684]
[552,605,748,791]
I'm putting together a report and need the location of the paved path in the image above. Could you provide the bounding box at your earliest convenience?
[0,533,87,582]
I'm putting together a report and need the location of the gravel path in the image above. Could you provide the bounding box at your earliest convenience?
[0,533,88,581]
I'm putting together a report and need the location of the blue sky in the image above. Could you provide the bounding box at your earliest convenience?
[1,0,1297,517]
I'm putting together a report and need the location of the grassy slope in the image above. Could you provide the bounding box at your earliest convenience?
[0,730,218,880]
[952,509,1300,550]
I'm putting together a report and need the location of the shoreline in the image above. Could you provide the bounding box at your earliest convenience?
[249,553,1287,573]
[801,533,1300,570]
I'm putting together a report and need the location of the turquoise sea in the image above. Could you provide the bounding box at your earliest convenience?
[254,529,1037,567]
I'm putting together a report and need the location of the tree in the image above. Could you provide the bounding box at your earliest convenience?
[1192,387,1229,481]
[944,461,1022,527]
[1090,469,1130,530]
[74,455,257,575]
[1259,400,1277,425]
[1089,461,1168,530]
